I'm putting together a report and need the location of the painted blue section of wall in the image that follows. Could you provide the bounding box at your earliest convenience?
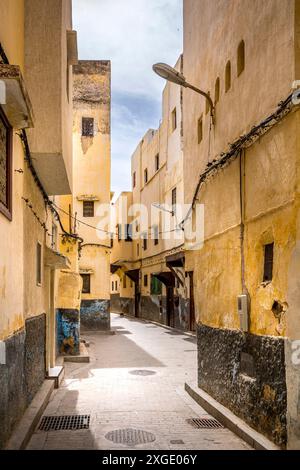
[56,309,80,355]
[80,299,110,330]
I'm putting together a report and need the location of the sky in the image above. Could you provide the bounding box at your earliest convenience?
[72,0,183,197]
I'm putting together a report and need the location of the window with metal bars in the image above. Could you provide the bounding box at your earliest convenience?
[82,117,94,137]
[0,106,12,220]
[83,201,94,217]
[81,274,91,294]
[263,243,274,282]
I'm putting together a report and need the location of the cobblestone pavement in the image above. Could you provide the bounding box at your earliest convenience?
[27,314,251,450]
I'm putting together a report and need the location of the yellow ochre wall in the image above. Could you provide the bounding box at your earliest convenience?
[73,61,111,302]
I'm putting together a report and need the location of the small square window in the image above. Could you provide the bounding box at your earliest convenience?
[83,201,94,217]
[82,117,94,137]
[81,274,91,294]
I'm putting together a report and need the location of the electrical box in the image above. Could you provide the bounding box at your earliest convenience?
[237,294,249,331]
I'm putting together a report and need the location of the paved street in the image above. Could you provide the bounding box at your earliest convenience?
[27,314,251,450]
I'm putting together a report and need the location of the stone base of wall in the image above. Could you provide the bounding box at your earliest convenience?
[56,309,80,355]
[197,322,287,447]
[0,314,46,449]
[80,299,110,331]
[111,294,135,316]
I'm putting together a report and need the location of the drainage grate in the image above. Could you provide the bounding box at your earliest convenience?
[39,415,90,431]
[105,428,156,446]
[129,369,156,376]
[186,418,224,429]
[170,439,185,444]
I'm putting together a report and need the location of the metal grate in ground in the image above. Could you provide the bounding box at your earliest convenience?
[39,415,90,431]
[105,428,156,446]
[186,418,224,429]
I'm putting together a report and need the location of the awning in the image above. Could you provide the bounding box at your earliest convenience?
[125,269,140,283]
[0,64,34,129]
[166,252,185,268]
[153,271,175,287]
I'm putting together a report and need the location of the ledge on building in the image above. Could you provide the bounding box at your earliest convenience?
[44,246,70,270]
[46,366,65,389]
[76,195,100,201]
[0,64,34,129]
[185,381,281,451]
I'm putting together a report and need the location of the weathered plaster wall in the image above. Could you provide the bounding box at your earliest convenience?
[73,61,111,330]
[183,0,299,447]
[197,323,287,447]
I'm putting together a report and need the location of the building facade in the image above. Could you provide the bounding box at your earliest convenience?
[73,60,111,331]
[183,0,300,448]
[111,56,195,332]
[0,0,78,448]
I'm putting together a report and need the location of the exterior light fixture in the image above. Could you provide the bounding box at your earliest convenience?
[153,62,215,123]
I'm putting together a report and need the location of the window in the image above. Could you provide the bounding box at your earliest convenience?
[0,107,12,220]
[133,171,136,188]
[125,224,132,242]
[82,117,94,137]
[137,243,140,257]
[237,40,245,76]
[215,77,220,104]
[153,225,159,245]
[123,275,127,289]
[81,274,91,294]
[151,275,162,295]
[225,61,231,92]
[171,107,177,131]
[197,117,203,144]
[144,274,148,287]
[172,187,177,216]
[144,168,148,184]
[115,280,118,290]
[51,223,57,250]
[155,153,159,172]
[117,224,122,241]
[143,233,147,251]
[263,243,274,282]
[112,281,114,291]
[36,242,42,286]
[83,201,94,217]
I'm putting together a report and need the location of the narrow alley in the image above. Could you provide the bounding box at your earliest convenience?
[27,314,250,450]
